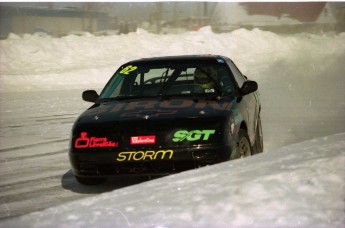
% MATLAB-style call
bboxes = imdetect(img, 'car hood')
[77,97,234,123]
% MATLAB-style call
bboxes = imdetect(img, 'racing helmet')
[194,66,217,89]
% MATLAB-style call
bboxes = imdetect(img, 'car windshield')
[99,62,235,100]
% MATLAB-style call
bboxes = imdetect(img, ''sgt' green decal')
[120,65,137,75]
[173,130,216,142]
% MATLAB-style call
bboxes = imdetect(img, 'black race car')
[69,55,263,185]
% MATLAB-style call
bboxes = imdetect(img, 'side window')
[217,65,235,94]
[227,60,246,88]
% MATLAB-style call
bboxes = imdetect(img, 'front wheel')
[237,129,252,159]
[75,176,106,185]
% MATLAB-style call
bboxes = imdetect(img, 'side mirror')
[240,80,258,96]
[82,90,99,102]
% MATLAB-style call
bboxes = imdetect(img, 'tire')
[237,129,252,159]
[253,115,264,154]
[75,176,106,185]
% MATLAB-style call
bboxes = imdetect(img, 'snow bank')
[2,27,344,150]
[2,133,344,227]
[1,28,344,92]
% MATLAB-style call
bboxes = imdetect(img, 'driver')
[194,66,218,90]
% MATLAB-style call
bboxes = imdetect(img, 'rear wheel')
[75,176,106,185]
[237,129,252,158]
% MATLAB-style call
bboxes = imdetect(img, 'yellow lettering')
[127,151,135,161]
[144,151,155,160]
[133,151,145,161]
[154,150,174,160]
[117,150,174,162]
[120,65,137,75]
[116,152,127,161]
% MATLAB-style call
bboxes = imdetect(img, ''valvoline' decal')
[130,136,156,145]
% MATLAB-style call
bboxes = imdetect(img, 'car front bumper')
[69,145,234,177]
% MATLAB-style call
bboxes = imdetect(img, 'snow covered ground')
[0,27,344,226]
[2,133,345,227]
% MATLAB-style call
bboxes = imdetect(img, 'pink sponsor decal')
[75,132,118,148]
[130,135,156,145]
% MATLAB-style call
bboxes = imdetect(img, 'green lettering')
[187,130,202,141]
[173,130,189,142]
[173,129,216,142]
[201,130,216,140]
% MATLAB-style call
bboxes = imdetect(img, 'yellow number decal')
[120,65,137,75]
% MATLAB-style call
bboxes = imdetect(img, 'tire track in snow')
[0,90,104,220]
[0,139,68,153]
[1,149,65,163]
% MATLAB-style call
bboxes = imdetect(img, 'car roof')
[126,55,229,65]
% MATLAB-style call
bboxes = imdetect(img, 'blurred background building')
[0,2,344,39]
